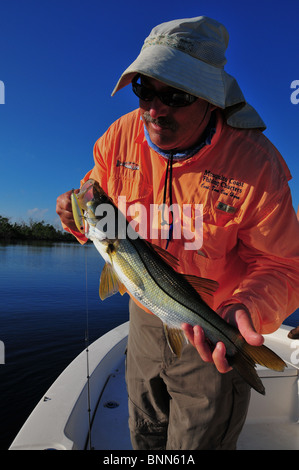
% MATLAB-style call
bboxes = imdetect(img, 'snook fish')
[71,179,286,395]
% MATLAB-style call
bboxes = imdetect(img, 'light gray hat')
[112,16,266,130]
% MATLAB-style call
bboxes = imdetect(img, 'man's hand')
[181,304,264,374]
[56,189,79,233]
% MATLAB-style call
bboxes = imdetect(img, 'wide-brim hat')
[112,16,266,130]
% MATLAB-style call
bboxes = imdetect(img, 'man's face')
[139,76,214,152]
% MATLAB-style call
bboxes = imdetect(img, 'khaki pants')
[126,299,251,450]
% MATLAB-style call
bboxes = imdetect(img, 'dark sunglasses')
[132,75,197,107]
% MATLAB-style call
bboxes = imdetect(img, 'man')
[56,17,299,449]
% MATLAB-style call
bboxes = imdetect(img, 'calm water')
[0,242,298,450]
[0,242,130,450]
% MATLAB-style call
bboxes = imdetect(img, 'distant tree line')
[0,215,76,242]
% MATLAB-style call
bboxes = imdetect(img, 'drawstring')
[161,152,174,249]
[143,112,217,250]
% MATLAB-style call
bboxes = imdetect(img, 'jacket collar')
[138,112,216,160]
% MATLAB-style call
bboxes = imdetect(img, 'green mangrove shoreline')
[0,215,75,242]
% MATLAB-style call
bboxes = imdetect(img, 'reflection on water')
[0,242,130,449]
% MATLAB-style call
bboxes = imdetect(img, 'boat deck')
[9,323,299,450]
[89,360,132,450]
[90,354,299,450]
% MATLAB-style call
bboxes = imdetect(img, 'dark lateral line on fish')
[130,239,264,372]
[130,239,237,347]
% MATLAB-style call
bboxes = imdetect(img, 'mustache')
[143,112,177,131]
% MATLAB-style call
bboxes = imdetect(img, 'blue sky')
[0,0,298,227]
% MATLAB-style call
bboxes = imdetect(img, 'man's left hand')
[181,305,264,374]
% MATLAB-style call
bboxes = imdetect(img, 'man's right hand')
[56,189,79,232]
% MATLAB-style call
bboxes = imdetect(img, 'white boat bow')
[9,322,299,450]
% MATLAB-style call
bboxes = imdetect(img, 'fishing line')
[84,246,93,450]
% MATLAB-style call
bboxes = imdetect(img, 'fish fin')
[99,262,126,300]
[118,282,127,296]
[242,342,286,372]
[163,324,188,358]
[182,274,219,303]
[145,241,180,270]
[109,249,145,291]
[228,343,286,395]
[227,352,266,395]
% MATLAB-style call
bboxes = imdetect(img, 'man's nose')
[148,96,169,119]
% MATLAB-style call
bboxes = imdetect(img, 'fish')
[71,178,286,395]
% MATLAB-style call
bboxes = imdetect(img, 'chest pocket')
[201,204,239,260]
[107,164,153,239]
[107,164,153,205]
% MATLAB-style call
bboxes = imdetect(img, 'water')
[1,242,298,450]
[0,242,130,450]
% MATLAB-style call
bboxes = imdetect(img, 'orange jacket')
[66,108,299,334]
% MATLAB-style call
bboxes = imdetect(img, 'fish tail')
[242,342,286,372]
[228,351,266,395]
[228,343,287,395]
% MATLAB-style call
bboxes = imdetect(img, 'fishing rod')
[84,246,93,450]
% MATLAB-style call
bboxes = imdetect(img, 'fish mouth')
[71,179,112,234]
[76,180,112,216]
[79,179,106,204]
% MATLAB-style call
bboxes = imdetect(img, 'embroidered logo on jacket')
[116,160,139,171]
[201,169,245,200]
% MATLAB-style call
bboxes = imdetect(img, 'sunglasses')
[132,75,197,107]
